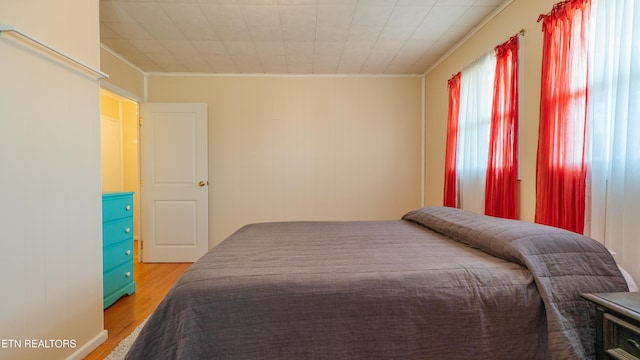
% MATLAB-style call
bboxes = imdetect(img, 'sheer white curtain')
[457,53,496,214]
[586,0,640,285]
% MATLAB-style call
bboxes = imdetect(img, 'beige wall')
[424,0,556,222]
[100,47,145,101]
[0,1,105,359]
[147,75,424,248]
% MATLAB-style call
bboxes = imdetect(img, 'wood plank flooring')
[85,242,192,359]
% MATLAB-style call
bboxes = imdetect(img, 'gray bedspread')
[126,207,627,360]
[402,207,629,359]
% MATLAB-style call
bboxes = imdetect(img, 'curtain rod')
[0,24,109,80]
[446,29,524,86]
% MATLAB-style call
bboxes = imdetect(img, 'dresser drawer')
[104,241,134,272]
[104,262,134,297]
[103,218,133,247]
[605,313,640,359]
[102,192,136,309]
[102,194,134,222]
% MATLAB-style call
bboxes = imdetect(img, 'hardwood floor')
[85,241,192,359]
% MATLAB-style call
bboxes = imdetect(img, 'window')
[536,0,640,283]
[585,0,640,281]
[444,35,520,218]
[535,0,590,233]
[456,53,496,214]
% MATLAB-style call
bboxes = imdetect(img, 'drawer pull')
[125,205,131,211]
[125,272,131,278]
[126,250,131,256]
[627,339,640,350]
[124,227,131,233]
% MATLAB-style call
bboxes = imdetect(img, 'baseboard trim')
[66,330,108,360]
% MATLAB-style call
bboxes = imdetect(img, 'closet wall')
[100,89,140,240]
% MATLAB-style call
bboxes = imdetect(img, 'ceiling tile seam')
[126,3,181,73]
[311,2,319,73]
[171,3,220,73]
[119,30,166,73]
[360,0,399,74]
[311,2,342,73]
[334,0,365,74]
[424,0,514,75]
[275,4,288,73]
[381,2,435,74]
[200,3,237,73]
[237,3,292,73]
[107,3,157,71]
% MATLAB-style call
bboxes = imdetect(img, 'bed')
[125,206,630,359]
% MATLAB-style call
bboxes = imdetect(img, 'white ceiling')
[100,0,509,75]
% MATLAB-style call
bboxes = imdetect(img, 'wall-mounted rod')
[0,24,109,80]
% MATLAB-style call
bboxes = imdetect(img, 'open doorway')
[100,88,140,245]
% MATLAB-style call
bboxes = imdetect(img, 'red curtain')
[444,72,461,207]
[485,36,520,219]
[535,0,590,233]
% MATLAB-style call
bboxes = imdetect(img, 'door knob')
[198,180,208,187]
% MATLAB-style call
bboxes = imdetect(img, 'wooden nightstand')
[583,292,640,360]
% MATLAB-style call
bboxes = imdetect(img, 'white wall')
[0,1,106,359]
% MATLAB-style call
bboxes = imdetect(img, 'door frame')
[99,86,142,246]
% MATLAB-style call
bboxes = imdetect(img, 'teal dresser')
[102,192,136,309]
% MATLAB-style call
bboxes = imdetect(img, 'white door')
[140,103,208,262]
